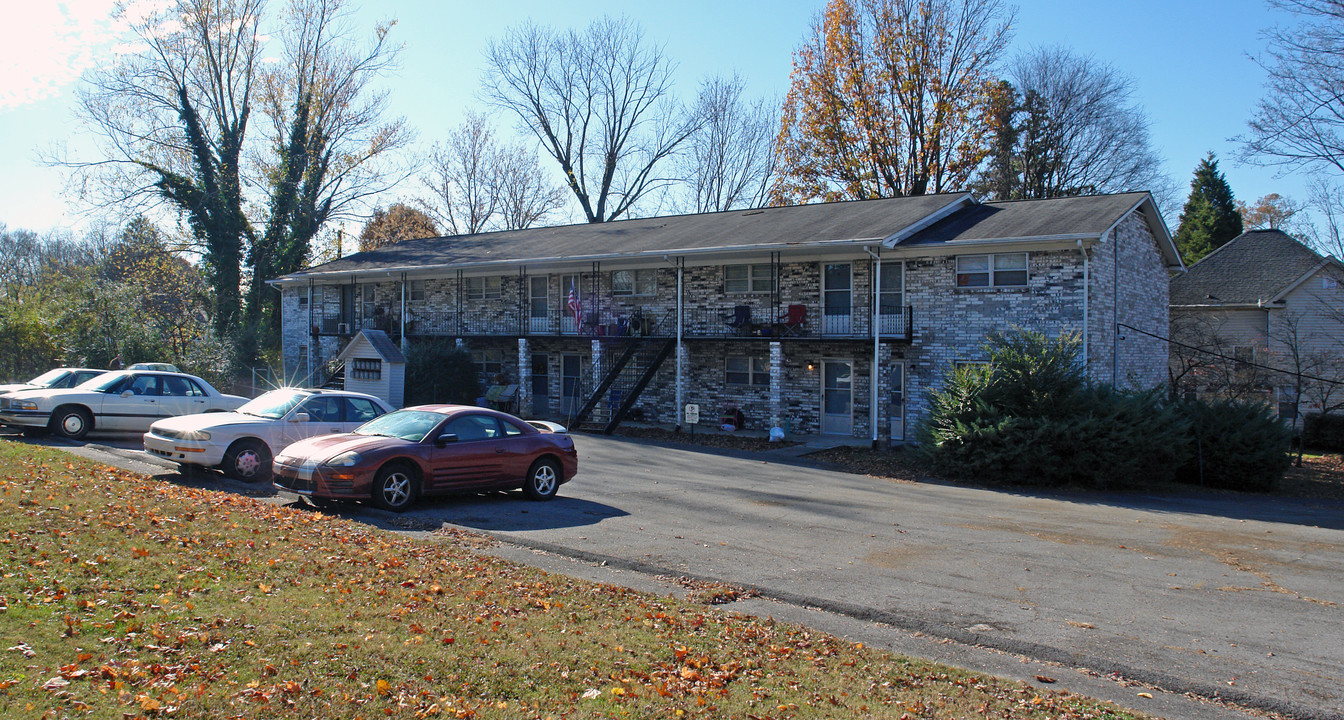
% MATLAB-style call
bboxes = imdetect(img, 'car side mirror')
[290,413,310,423]
[435,432,459,446]
[121,389,134,398]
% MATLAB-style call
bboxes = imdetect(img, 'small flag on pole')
[567,279,582,330]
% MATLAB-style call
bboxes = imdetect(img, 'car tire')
[50,406,92,440]
[372,463,418,512]
[223,440,272,483]
[524,458,560,501]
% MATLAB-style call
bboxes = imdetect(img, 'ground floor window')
[726,356,769,386]
[473,348,505,380]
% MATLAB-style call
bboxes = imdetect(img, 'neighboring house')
[1169,229,1344,420]
[270,191,1180,442]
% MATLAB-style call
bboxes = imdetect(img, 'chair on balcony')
[723,305,754,335]
[777,304,807,336]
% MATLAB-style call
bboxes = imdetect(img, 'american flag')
[567,279,582,328]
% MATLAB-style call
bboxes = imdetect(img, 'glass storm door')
[888,363,905,442]
[561,353,586,415]
[822,263,852,335]
[878,262,905,337]
[821,360,853,436]
[531,353,550,417]
[529,276,549,333]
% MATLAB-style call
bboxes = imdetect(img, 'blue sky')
[0,0,1303,234]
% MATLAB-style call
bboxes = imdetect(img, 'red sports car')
[271,404,578,511]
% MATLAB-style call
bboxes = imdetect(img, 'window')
[724,264,774,293]
[956,253,1028,288]
[299,395,342,422]
[465,276,502,300]
[312,287,324,307]
[442,415,502,442]
[128,375,160,396]
[297,292,308,309]
[878,262,904,314]
[409,279,426,302]
[472,348,504,379]
[344,397,383,423]
[352,358,382,381]
[161,377,204,397]
[611,269,656,296]
[726,356,770,387]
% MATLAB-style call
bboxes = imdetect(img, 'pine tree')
[1174,152,1243,264]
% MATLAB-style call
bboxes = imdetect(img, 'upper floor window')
[724,264,775,294]
[956,253,1028,288]
[409,279,426,302]
[359,283,377,318]
[726,356,770,387]
[465,276,502,300]
[612,269,656,296]
[312,286,324,308]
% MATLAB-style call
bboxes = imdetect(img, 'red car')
[271,404,577,511]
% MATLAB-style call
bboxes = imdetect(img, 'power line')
[1117,321,1344,388]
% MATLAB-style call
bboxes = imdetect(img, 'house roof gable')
[336,330,406,365]
[1170,229,1328,306]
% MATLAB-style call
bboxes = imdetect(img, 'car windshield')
[237,389,309,419]
[354,410,445,442]
[28,369,68,387]
[84,372,132,393]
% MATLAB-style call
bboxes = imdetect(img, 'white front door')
[529,276,549,333]
[822,263,852,335]
[888,363,905,442]
[821,359,853,436]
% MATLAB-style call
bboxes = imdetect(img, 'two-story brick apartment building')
[270,191,1181,443]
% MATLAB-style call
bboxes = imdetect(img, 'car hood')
[279,433,405,460]
[2,387,96,404]
[151,412,267,433]
[0,383,39,395]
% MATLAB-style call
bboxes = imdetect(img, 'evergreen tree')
[1174,153,1243,264]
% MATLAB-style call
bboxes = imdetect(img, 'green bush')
[404,339,479,407]
[1175,397,1292,491]
[1301,413,1344,452]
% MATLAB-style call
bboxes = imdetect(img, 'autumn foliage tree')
[358,203,440,252]
[771,0,1014,204]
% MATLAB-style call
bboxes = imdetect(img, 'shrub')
[1301,413,1344,452]
[404,339,479,406]
[1175,397,1292,491]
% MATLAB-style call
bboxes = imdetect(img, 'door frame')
[819,357,853,436]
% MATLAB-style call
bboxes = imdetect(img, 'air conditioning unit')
[336,322,351,334]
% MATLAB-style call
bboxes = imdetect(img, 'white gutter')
[864,246,881,447]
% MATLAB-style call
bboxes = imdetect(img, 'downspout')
[1077,239,1089,373]
[399,273,407,354]
[865,247,881,448]
[307,280,313,383]
[1112,228,1119,385]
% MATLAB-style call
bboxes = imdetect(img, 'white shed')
[335,330,406,408]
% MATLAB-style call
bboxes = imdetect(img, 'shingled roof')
[1170,230,1329,306]
[272,191,1176,285]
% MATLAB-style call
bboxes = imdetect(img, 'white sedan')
[0,367,107,396]
[144,388,392,482]
[0,370,247,439]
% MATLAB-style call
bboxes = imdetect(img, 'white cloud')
[0,0,123,110]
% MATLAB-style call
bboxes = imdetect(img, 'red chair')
[777,304,807,336]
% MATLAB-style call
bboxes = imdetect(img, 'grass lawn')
[0,441,1147,720]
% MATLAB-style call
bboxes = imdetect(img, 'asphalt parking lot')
[16,428,1344,720]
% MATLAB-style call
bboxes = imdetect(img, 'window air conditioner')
[337,322,351,334]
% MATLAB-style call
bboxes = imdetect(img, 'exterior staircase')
[570,337,675,435]
[319,360,345,390]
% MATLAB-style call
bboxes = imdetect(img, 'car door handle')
[495,448,506,453]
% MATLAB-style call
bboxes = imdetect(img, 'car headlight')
[12,400,39,411]
[324,451,362,468]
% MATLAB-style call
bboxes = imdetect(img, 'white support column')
[591,338,603,394]
[517,338,530,416]
[399,273,407,354]
[769,341,783,430]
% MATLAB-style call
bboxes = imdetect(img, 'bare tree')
[57,0,407,338]
[420,112,566,235]
[481,16,700,223]
[1241,0,1344,177]
[977,46,1173,208]
[1304,178,1344,258]
[676,74,777,213]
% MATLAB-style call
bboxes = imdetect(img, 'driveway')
[22,429,1344,720]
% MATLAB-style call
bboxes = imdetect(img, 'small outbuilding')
[335,329,406,408]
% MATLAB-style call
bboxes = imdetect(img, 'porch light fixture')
[806,362,815,371]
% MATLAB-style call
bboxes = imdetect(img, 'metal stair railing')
[602,338,675,435]
[571,337,645,428]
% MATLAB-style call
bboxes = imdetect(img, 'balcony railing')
[310,303,913,341]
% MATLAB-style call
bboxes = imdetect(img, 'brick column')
[591,338,603,392]
[770,341,783,429]
[517,338,530,416]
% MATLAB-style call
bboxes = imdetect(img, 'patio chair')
[777,304,807,336]
[723,305,754,335]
